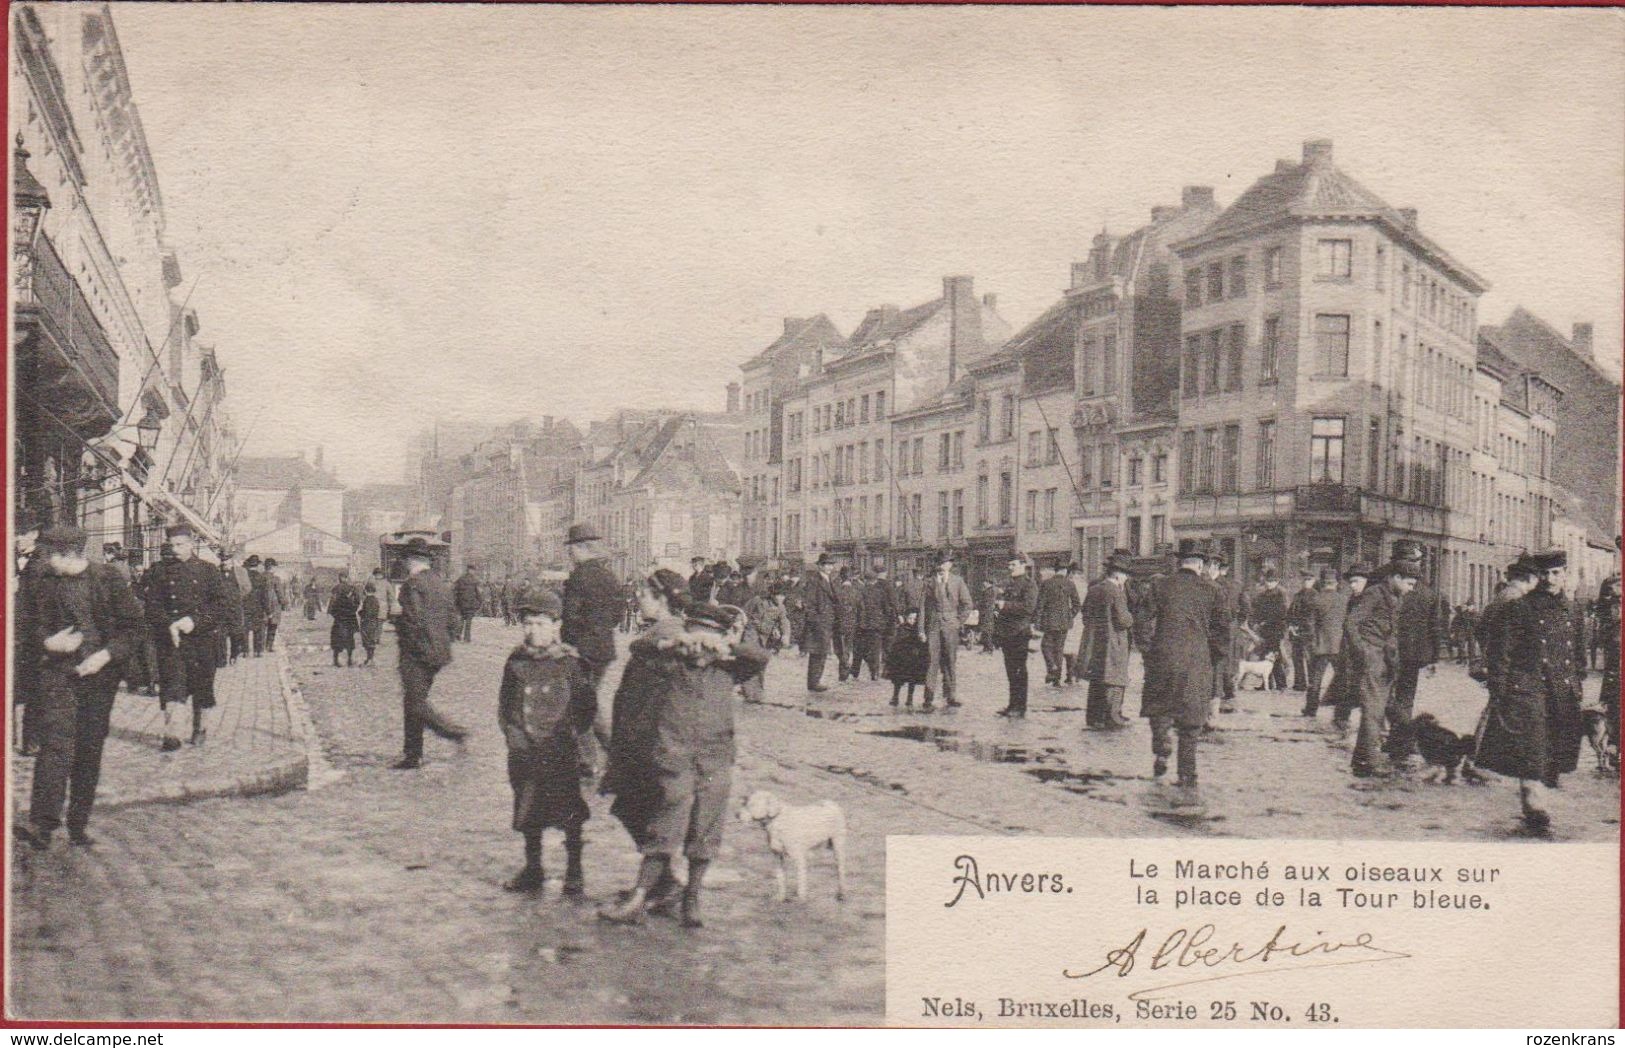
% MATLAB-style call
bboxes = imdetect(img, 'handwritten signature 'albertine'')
[1064,924,1413,1001]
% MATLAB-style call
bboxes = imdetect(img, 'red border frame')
[0,0,1619,1031]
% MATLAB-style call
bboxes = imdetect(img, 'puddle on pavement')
[863,725,1067,766]
[818,764,909,794]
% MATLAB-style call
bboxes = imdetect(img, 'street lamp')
[12,133,52,276]
[135,406,163,453]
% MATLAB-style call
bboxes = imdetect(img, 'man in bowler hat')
[393,537,468,769]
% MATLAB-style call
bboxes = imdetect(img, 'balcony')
[1292,483,1361,515]
[14,233,119,437]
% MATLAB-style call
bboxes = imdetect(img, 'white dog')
[737,790,848,902]
[1236,652,1278,691]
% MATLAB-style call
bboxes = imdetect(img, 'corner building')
[1170,139,1490,586]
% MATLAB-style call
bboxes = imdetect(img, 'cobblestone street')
[7,615,1619,1023]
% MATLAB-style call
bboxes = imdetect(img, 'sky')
[111,4,1625,487]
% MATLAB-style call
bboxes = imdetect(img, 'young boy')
[885,608,928,708]
[498,591,595,896]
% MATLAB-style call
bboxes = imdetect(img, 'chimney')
[1181,185,1215,209]
[982,293,998,311]
[1398,208,1418,227]
[1572,322,1594,356]
[943,275,982,384]
[1151,205,1179,223]
[726,382,740,414]
[783,317,802,335]
[1302,139,1334,165]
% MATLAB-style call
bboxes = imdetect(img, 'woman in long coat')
[328,578,362,667]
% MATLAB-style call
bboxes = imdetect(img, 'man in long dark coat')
[1035,563,1080,687]
[801,554,838,692]
[854,571,891,682]
[870,565,898,675]
[1079,553,1135,728]
[1286,572,1318,691]
[1346,559,1418,776]
[1249,568,1289,690]
[393,538,468,769]
[453,564,484,643]
[835,568,862,683]
[1476,550,1588,832]
[1327,565,1372,727]
[1206,555,1248,713]
[1462,557,1538,781]
[13,525,145,850]
[144,525,232,749]
[1140,550,1229,790]
[561,524,623,755]
[1386,540,1451,769]
[1301,567,1350,716]
[991,556,1038,718]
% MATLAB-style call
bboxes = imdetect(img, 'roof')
[740,315,847,371]
[1003,300,1077,396]
[840,298,943,358]
[1178,142,1487,293]
[1484,307,1618,389]
[624,415,741,494]
[235,456,342,491]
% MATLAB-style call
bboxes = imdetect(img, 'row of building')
[11,5,238,561]
[407,138,1619,605]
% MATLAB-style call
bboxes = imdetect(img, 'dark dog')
[1413,713,1475,784]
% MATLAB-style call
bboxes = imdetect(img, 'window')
[858,495,868,534]
[1199,428,1218,492]
[1079,337,1096,395]
[1046,428,1059,464]
[952,431,964,469]
[977,397,991,442]
[952,489,964,537]
[1102,333,1117,393]
[1128,455,1142,487]
[1100,443,1116,488]
[1179,430,1196,493]
[1185,269,1203,307]
[1256,419,1276,489]
[898,442,910,477]
[912,437,923,475]
[1261,316,1280,382]
[977,474,988,526]
[999,472,1012,525]
[1317,239,1352,279]
[1265,246,1283,287]
[847,398,856,426]
[1367,418,1381,489]
[1314,314,1350,377]
[875,391,886,419]
[1207,263,1224,301]
[835,401,844,428]
[860,395,870,423]
[1152,453,1167,484]
[1375,243,1386,291]
[1205,329,1222,393]
[1151,514,1166,548]
[1043,489,1056,531]
[1000,394,1015,439]
[1025,490,1038,530]
[939,433,951,472]
[1182,336,1200,397]
[910,494,922,538]
[1310,417,1346,483]
[1229,256,1247,298]
[1225,324,1244,392]
[1222,424,1240,493]
[1027,430,1043,464]
[938,492,950,539]
[1078,438,1093,489]
[859,441,870,483]
[1127,516,1143,556]
[874,495,884,534]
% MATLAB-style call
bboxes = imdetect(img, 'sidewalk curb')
[279,655,344,791]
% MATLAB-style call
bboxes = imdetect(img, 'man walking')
[835,567,862,683]
[244,555,272,657]
[262,558,287,652]
[453,563,484,643]
[1034,562,1079,687]
[1476,551,1588,831]
[854,570,891,681]
[871,564,897,676]
[392,538,468,769]
[13,525,145,850]
[1140,550,1228,794]
[918,550,973,710]
[991,556,1038,718]
[142,526,232,750]
[1206,555,1247,714]
[1301,568,1349,716]
[1386,540,1450,771]
[1347,557,1419,777]
[1287,572,1318,691]
[1079,553,1135,728]
[801,553,838,692]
